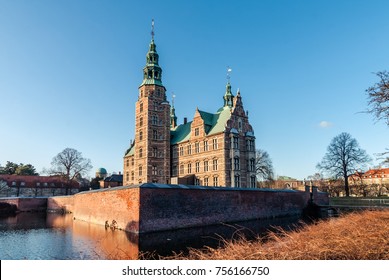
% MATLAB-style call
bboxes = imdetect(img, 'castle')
[123,28,256,188]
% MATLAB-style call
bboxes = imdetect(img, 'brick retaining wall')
[0,197,47,212]
[47,196,75,213]
[72,184,314,233]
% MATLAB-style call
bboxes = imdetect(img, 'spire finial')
[172,92,176,107]
[151,19,155,40]
[226,66,232,83]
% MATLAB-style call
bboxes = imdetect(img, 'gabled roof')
[170,121,192,145]
[170,106,232,145]
[124,143,135,157]
[104,174,123,182]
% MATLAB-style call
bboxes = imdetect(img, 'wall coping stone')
[77,183,304,194]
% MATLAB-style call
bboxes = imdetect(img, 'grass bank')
[167,210,389,260]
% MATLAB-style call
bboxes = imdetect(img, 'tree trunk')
[344,175,350,197]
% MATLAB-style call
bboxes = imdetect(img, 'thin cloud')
[319,121,333,128]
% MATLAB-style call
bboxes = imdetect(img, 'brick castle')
[123,29,256,188]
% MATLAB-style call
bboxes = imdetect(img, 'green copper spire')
[170,94,177,128]
[140,20,163,87]
[223,81,234,108]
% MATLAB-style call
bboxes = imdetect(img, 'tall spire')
[151,19,155,41]
[140,19,163,87]
[170,93,177,128]
[223,67,234,108]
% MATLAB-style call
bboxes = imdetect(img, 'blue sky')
[1,0,389,180]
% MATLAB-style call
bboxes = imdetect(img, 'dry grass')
[166,210,389,260]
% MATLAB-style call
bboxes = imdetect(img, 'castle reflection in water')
[0,212,304,260]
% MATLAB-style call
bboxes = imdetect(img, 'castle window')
[139,166,143,176]
[234,158,240,170]
[126,159,129,167]
[250,176,256,188]
[180,165,184,175]
[139,117,143,126]
[153,147,158,157]
[187,163,192,173]
[195,127,199,136]
[187,144,192,155]
[213,159,218,171]
[213,176,218,187]
[250,158,256,172]
[139,131,143,141]
[233,136,239,149]
[131,172,134,181]
[238,119,242,131]
[213,138,218,150]
[204,161,209,172]
[131,158,134,166]
[152,166,158,175]
[195,142,200,153]
[247,139,255,151]
[179,146,184,156]
[139,148,143,158]
[195,177,200,186]
[204,177,209,186]
[204,140,208,151]
[126,172,129,182]
[195,162,200,173]
[152,115,158,125]
[153,130,158,140]
[140,103,143,113]
[234,175,240,188]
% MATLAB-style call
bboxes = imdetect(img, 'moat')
[0,212,306,260]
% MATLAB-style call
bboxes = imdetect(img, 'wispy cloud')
[319,121,333,128]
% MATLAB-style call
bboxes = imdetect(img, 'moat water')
[0,212,307,260]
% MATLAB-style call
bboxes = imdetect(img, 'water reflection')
[0,212,306,260]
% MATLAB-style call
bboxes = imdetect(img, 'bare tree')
[50,148,92,180]
[317,132,371,196]
[366,70,389,125]
[256,149,274,183]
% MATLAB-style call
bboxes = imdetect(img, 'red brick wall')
[73,186,140,233]
[0,197,47,211]
[70,184,314,233]
[47,196,74,213]
[139,186,311,233]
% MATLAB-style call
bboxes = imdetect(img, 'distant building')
[95,167,108,179]
[123,27,256,188]
[99,173,123,189]
[350,168,389,185]
[0,174,80,197]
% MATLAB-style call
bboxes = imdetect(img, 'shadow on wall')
[0,202,17,216]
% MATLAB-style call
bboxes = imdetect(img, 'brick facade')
[123,36,256,188]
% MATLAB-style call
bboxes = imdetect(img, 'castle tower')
[133,21,171,184]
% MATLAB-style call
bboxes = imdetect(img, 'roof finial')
[151,19,155,40]
[172,92,176,107]
[226,66,232,83]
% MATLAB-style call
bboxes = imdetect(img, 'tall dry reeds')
[168,210,389,260]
